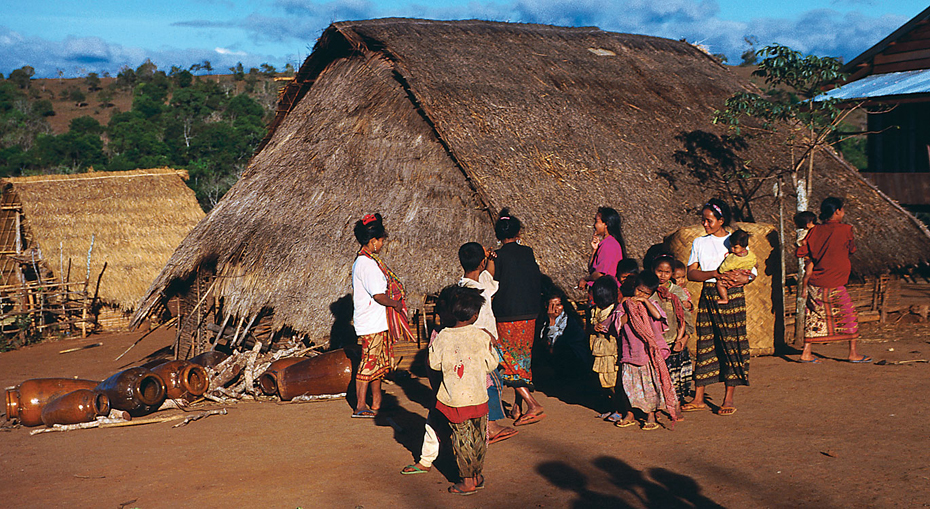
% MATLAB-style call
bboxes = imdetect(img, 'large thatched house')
[1,168,204,331]
[131,19,930,351]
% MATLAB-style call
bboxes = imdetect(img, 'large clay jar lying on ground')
[40,389,110,426]
[188,351,228,369]
[149,361,209,400]
[96,367,166,417]
[5,378,102,427]
[258,357,306,396]
[275,349,352,401]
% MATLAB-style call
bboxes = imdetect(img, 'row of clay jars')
[40,389,110,426]
[266,349,353,401]
[5,378,102,427]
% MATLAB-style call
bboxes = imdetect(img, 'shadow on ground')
[538,455,724,508]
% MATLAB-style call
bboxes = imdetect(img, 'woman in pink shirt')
[579,207,625,290]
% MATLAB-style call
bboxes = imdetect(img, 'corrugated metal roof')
[818,69,930,101]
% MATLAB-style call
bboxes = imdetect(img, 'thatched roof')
[2,168,205,311]
[131,19,930,339]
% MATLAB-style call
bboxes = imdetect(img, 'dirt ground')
[2,323,929,509]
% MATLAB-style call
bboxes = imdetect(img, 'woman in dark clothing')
[536,288,590,378]
[493,208,545,426]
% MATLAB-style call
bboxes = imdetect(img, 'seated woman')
[534,288,590,381]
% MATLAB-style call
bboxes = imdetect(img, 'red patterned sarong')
[804,285,859,343]
[496,319,536,389]
[356,331,392,382]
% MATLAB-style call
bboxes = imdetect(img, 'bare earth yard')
[1,323,928,508]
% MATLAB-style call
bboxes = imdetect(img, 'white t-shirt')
[352,256,388,335]
[687,233,757,283]
[459,270,499,340]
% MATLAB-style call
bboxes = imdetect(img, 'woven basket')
[666,222,784,356]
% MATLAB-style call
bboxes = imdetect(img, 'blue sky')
[2,0,927,78]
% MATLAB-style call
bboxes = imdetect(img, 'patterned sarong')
[693,283,750,388]
[496,319,536,389]
[621,363,665,413]
[625,300,680,424]
[804,285,859,343]
[450,415,488,479]
[356,331,392,382]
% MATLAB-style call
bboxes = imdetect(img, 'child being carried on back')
[715,229,757,305]
[429,285,499,496]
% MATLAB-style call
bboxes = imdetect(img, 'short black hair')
[671,259,686,272]
[458,242,485,272]
[592,275,619,309]
[451,286,484,323]
[616,258,640,276]
[703,198,732,227]
[495,208,522,241]
[820,196,844,221]
[794,211,817,229]
[354,213,386,245]
[729,229,750,248]
[651,254,676,271]
[435,285,459,329]
[635,271,661,293]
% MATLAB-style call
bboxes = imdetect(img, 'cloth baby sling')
[624,299,681,427]
[358,247,416,345]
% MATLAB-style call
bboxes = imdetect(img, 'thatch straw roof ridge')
[134,19,930,340]
[4,168,204,311]
[5,168,190,184]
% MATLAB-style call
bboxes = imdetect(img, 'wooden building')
[0,169,204,336]
[823,6,930,208]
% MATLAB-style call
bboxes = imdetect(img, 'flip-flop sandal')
[642,422,661,431]
[514,411,546,426]
[401,464,430,475]
[476,476,486,490]
[604,412,624,423]
[615,419,637,428]
[848,355,872,363]
[351,409,376,418]
[718,406,737,416]
[798,358,821,364]
[681,403,707,412]
[488,427,518,444]
[448,484,478,496]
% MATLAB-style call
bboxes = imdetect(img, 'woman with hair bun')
[492,208,545,426]
[350,213,414,418]
[797,197,869,363]
[684,199,755,416]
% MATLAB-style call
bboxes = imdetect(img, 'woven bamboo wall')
[667,222,784,356]
[96,306,132,331]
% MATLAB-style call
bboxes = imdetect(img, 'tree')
[85,72,101,91]
[231,62,245,81]
[739,36,758,67]
[69,88,87,105]
[136,59,158,82]
[116,66,137,90]
[260,63,277,77]
[283,63,296,77]
[713,44,860,346]
[97,87,114,108]
[9,66,35,89]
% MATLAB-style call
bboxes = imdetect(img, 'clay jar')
[96,367,166,417]
[5,378,102,427]
[40,389,110,426]
[188,351,228,369]
[149,360,209,400]
[275,349,352,401]
[258,357,306,396]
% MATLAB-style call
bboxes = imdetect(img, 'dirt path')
[1,325,928,508]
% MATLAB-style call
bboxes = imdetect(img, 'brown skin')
[610,285,663,427]
[686,209,752,412]
[355,236,404,416]
[654,260,687,352]
[715,243,752,305]
[499,236,544,422]
[798,207,867,363]
[462,249,512,441]
[579,213,609,289]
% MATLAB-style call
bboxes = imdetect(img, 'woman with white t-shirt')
[683,199,754,416]
[351,213,412,418]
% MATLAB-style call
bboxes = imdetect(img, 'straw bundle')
[667,222,783,356]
